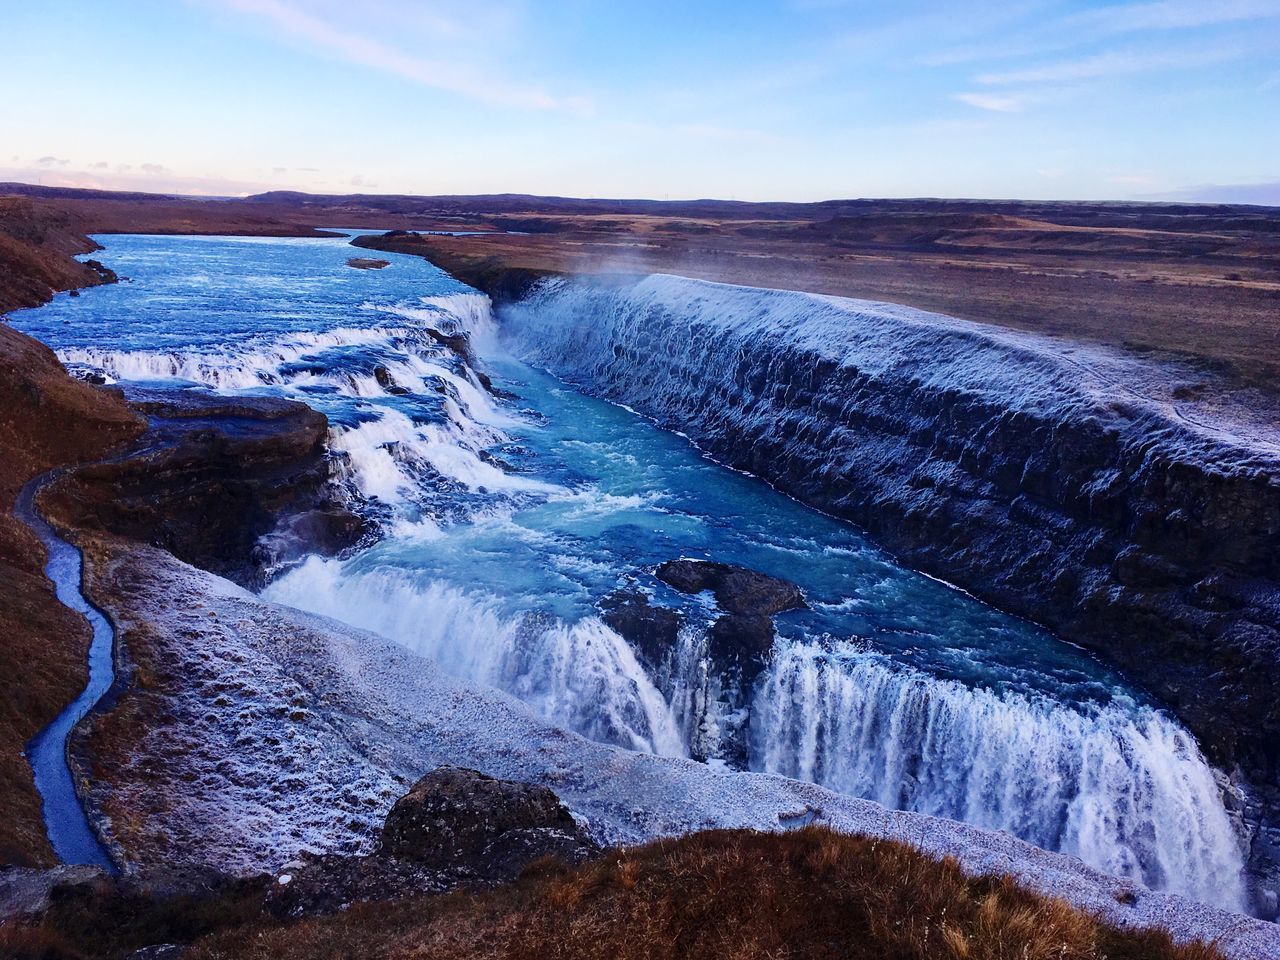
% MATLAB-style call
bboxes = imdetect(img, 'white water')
[266,556,686,757]
[754,642,1246,909]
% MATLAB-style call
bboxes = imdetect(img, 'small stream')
[16,475,118,872]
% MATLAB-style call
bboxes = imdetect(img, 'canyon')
[1,188,1278,956]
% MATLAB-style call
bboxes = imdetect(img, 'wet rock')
[425,327,476,365]
[651,560,806,687]
[83,258,119,284]
[707,614,776,682]
[41,386,353,587]
[372,365,409,395]
[380,767,597,875]
[346,257,390,270]
[599,590,683,667]
[655,559,806,616]
[253,504,369,577]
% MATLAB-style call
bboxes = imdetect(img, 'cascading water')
[8,233,1250,913]
[754,641,1245,910]
[265,557,685,757]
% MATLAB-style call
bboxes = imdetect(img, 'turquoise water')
[9,233,1247,906]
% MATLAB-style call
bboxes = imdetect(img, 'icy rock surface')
[75,540,1280,958]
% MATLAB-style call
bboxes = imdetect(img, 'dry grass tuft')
[174,827,1223,960]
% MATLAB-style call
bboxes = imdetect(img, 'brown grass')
[376,226,1280,392]
[174,829,1222,960]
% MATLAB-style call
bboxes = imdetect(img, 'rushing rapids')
[8,234,1252,912]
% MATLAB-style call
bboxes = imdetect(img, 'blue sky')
[2,0,1278,202]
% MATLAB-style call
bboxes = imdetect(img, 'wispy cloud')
[0,161,283,197]
[1146,179,1280,205]
[214,0,584,112]
[952,91,1026,112]
[976,47,1235,85]
[678,124,785,144]
[1060,0,1280,36]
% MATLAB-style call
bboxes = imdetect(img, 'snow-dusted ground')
[75,538,1280,959]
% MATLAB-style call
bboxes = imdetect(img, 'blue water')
[8,232,1248,907]
[15,477,117,871]
[9,233,1131,703]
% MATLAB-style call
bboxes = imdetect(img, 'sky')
[2,0,1278,203]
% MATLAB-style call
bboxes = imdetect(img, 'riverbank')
[0,314,359,865]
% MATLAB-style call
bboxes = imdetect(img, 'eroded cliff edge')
[385,262,1280,893]
[502,277,1280,766]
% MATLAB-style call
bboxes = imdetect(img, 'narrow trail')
[15,471,118,872]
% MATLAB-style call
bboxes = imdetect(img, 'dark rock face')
[379,767,597,874]
[656,559,806,684]
[42,387,366,587]
[655,559,806,617]
[599,590,683,668]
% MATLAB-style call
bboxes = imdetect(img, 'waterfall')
[56,293,545,514]
[265,556,687,758]
[55,255,1253,915]
[497,273,1254,913]
[752,641,1247,911]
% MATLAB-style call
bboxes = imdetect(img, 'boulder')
[379,767,597,876]
[599,589,683,667]
[268,768,599,918]
[655,559,806,617]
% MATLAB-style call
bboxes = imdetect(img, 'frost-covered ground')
[74,537,1280,959]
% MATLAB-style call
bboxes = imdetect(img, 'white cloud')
[214,0,582,112]
[952,92,1026,112]
[976,47,1233,85]
[1061,0,1280,35]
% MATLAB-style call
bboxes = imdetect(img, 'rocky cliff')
[493,273,1280,894]
[43,387,365,589]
